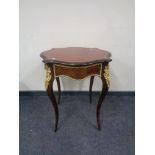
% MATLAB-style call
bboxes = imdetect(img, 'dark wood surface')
[89,76,94,104]
[56,77,61,104]
[41,47,112,132]
[40,47,111,65]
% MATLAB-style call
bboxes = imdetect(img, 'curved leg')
[89,76,94,104]
[45,66,59,132]
[56,77,61,104]
[96,65,110,130]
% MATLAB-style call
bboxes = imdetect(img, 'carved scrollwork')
[45,65,52,90]
[103,65,110,88]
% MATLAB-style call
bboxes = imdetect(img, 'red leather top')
[40,47,111,65]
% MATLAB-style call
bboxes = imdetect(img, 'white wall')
[19,0,135,91]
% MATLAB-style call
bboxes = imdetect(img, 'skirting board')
[19,91,135,96]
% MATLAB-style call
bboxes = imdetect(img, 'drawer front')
[54,63,102,80]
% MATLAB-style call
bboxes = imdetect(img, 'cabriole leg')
[56,77,61,104]
[89,76,94,104]
[45,65,59,132]
[96,64,110,130]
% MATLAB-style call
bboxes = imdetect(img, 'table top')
[40,47,112,65]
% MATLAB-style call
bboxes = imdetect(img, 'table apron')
[53,63,102,80]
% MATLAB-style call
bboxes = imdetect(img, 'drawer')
[54,63,102,80]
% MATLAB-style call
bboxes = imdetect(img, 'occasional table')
[40,47,112,132]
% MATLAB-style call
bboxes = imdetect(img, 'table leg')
[96,65,110,130]
[56,77,61,104]
[89,76,94,104]
[45,66,59,132]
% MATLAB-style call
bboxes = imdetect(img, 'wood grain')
[54,64,102,80]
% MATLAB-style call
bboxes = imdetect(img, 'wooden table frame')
[44,62,110,132]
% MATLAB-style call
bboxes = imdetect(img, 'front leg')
[96,64,110,130]
[45,64,59,132]
[56,77,61,104]
[89,76,94,104]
